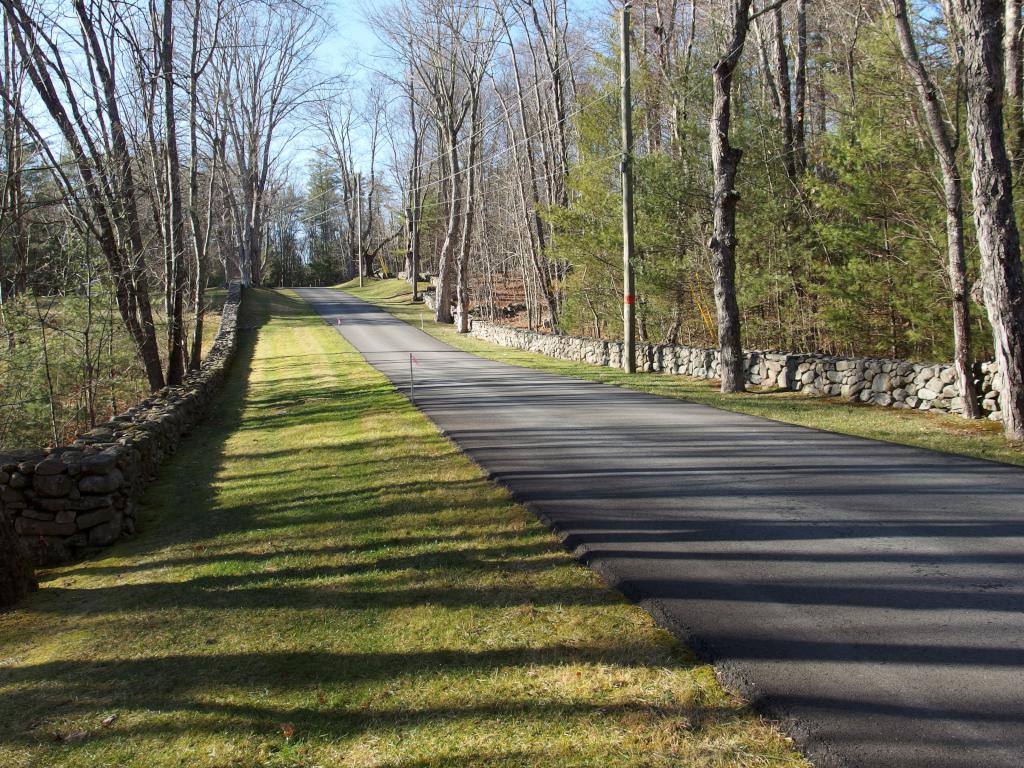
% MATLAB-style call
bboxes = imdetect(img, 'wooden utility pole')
[411,201,419,301]
[408,67,420,302]
[356,172,364,288]
[621,1,636,373]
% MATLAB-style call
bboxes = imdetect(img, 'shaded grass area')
[0,288,805,768]
[342,278,1024,467]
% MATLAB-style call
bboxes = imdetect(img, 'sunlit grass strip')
[343,277,1024,467]
[0,287,805,768]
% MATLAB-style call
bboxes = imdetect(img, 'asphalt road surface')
[297,286,1024,768]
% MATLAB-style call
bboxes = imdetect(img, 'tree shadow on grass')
[0,643,738,750]
[2,289,769,766]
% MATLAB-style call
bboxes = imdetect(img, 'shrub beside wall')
[469,321,1003,421]
[0,282,243,565]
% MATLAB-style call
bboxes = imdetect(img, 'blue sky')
[293,0,612,178]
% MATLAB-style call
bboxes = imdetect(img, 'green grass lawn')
[0,288,805,768]
[341,278,1024,467]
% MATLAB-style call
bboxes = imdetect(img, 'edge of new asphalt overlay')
[448,433,833,767]
[307,290,850,768]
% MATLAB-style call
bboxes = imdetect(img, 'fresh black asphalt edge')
[361,350,838,768]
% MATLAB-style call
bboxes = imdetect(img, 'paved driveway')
[297,287,1024,768]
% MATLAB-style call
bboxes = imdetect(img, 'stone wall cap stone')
[80,450,120,474]
[34,457,66,476]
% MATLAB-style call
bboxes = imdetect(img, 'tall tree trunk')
[186,1,220,371]
[794,0,808,175]
[1005,0,1023,165]
[435,129,459,325]
[406,84,422,298]
[771,7,797,181]
[247,189,263,288]
[73,0,166,391]
[161,0,187,385]
[955,0,1024,439]
[890,0,981,418]
[708,0,753,393]
[456,90,481,335]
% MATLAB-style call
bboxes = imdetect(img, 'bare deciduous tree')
[953,0,1024,439]
[214,0,326,287]
[1,0,166,389]
[887,0,981,418]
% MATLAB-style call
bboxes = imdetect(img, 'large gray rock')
[33,473,73,498]
[14,517,76,537]
[841,382,865,399]
[0,486,24,504]
[33,457,65,476]
[80,450,120,475]
[20,509,55,522]
[87,511,123,546]
[78,468,124,494]
[69,494,114,511]
[76,507,116,529]
[35,497,70,512]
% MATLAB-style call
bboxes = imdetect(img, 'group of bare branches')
[359,0,574,331]
[337,0,1024,441]
[3,0,1024,443]
[0,0,326,399]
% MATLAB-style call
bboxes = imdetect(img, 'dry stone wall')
[470,321,1004,421]
[0,282,243,565]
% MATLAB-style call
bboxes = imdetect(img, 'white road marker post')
[409,353,415,402]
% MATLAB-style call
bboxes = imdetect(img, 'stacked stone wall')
[0,282,243,564]
[470,321,1003,421]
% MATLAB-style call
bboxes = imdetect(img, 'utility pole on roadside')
[410,202,419,301]
[408,66,420,303]
[356,172,364,288]
[620,0,636,373]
